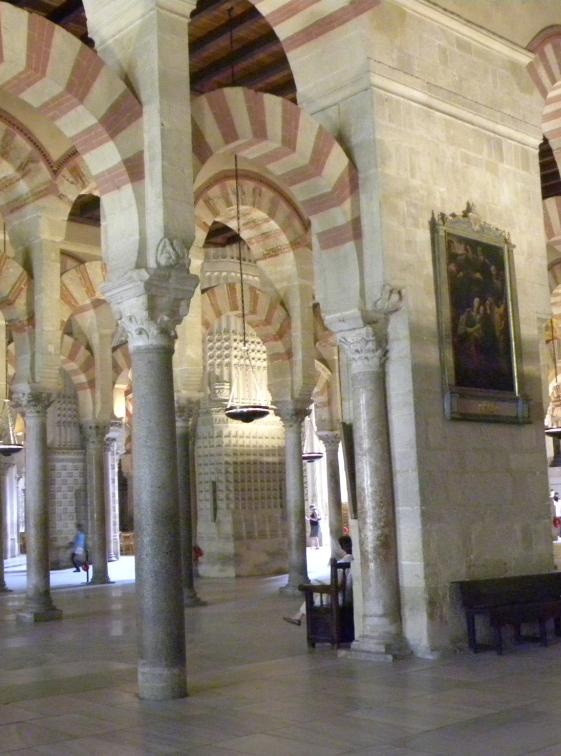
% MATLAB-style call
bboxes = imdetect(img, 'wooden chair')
[298,558,354,648]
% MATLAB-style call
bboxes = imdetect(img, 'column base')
[108,553,118,562]
[279,583,303,597]
[138,663,187,701]
[17,606,63,623]
[184,588,206,607]
[88,577,114,586]
[340,633,410,662]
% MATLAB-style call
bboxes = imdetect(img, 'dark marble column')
[82,421,112,585]
[175,398,205,606]
[0,458,12,592]
[317,430,344,558]
[12,389,61,622]
[275,400,310,594]
[338,325,407,660]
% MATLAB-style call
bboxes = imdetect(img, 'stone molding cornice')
[369,63,541,149]
[11,388,55,416]
[337,326,388,374]
[101,263,198,350]
[275,400,311,428]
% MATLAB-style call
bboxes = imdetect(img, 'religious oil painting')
[431,204,529,423]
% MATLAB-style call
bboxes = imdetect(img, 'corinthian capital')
[175,396,199,427]
[337,326,387,373]
[11,386,55,416]
[81,421,109,446]
[317,430,340,453]
[101,266,199,350]
[275,400,311,428]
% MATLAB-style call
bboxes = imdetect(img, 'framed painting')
[431,203,530,423]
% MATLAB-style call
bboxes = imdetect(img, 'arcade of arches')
[0,0,561,702]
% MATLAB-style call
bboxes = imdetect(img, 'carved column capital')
[275,400,311,428]
[175,397,199,428]
[11,387,55,417]
[337,325,388,374]
[81,421,109,447]
[317,430,340,453]
[101,265,199,350]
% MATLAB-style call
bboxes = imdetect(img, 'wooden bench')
[453,573,561,655]
[298,558,354,649]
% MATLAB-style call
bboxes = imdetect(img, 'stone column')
[12,389,61,622]
[276,401,310,594]
[0,459,11,592]
[102,260,198,701]
[175,399,204,606]
[82,421,112,584]
[338,325,407,660]
[104,436,118,561]
[317,431,344,558]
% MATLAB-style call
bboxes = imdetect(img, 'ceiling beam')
[189,5,262,57]
[46,0,84,24]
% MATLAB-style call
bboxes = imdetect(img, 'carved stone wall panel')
[195,407,286,577]
[47,450,86,569]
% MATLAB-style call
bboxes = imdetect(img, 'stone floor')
[2,551,561,755]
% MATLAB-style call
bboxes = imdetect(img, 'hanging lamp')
[223,7,269,424]
[223,157,270,424]
[546,317,561,438]
[302,414,323,463]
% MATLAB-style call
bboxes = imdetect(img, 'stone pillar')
[175,398,204,606]
[12,390,61,622]
[317,431,344,558]
[104,436,118,561]
[0,459,11,592]
[102,260,198,701]
[82,421,112,584]
[338,325,407,660]
[276,401,310,594]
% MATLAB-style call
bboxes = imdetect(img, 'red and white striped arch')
[0,3,143,270]
[253,0,379,58]
[112,343,131,389]
[0,252,29,321]
[202,282,291,365]
[192,88,361,311]
[60,334,95,393]
[195,169,309,254]
[192,88,359,256]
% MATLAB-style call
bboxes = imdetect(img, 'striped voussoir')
[0,254,29,319]
[195,169,309,253]
[61,334,95,395]
[112,344,131,388]
[191,88,361,258]
[255,0,379,55]
[0,5,143,197]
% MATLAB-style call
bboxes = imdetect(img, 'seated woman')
[283,534,353,626]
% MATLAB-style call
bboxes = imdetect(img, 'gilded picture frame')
[431,203,529,423]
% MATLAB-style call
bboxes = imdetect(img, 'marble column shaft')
[83,421,112,584]
[176,400,204,606]
[14,392,61,622]
[0,460,10,592]
[318,431,344,558]
[104,437,118,561]
[276,401,309,593]
[131,342,187,699]
[338,326,406,658]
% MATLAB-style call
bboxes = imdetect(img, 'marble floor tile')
[6,556,561,756]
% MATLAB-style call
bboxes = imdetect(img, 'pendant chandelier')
[546,317,561,438]
[0,399,23,456]
[302,414,323,463]
[223,154,270,424]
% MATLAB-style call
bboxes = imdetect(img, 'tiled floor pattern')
[2,555,561,754]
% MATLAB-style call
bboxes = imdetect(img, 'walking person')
[70,523,86,572]
[306,506,321,549]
